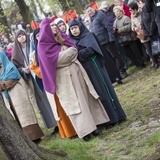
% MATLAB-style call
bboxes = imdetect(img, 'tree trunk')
[0,5,11,41]
[15,0,34,25]
[0,142,9,160]
[0,98,67,160]
[36,0,48,17]
[73,0,83,14]
[30,0,39,19]
[58,0,70,12]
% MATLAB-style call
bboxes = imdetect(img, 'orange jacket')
[30,61,42,78]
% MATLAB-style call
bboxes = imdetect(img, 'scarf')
[38,18,76,94]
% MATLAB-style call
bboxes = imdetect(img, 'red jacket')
[122,4,131,18]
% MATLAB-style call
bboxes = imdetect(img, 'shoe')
[150,61,155,68]
[154,63,159,70]
[116,78,123,85]
[83,134,91,141]
[92,129,102,136]
[33,138,41,145]
[137,63,145,69]
[120,72,129,79]
[137,66,144,70]
[50,126,59,136]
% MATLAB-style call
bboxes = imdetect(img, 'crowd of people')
[0,0,160,143]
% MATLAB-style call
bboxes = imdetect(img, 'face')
[139,1,145,8]
[50,21,58,34]
[85,20,90,26]
[114,9,123,18]
[129,8,138,16]
[17,34,26,44]
[70,25,80,37]
[36,33,39,40]
[58,22,66,33]
[104,6,110,11]
[114,1,122,6]
[86,7,95,18]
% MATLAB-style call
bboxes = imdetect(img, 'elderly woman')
[113,5,145,69]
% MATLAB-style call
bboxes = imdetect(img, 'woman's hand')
[25,66,30,74]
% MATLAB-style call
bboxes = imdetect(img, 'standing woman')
[113,6,145,69]
[30,28,58,134]
[54,18,68,34]
[11,29,57,134]
[68,19,126,125]
[0,50,44,141]
[38,18,109,141]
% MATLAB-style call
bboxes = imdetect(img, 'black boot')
[83,134,91,141]
[154,63,159,70]
[120,71,129,79]
[33,138,41,145]
[50,126,59,136]
[92,129,102,136]
[116,78,123,85]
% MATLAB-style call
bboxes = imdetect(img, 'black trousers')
[122,41,144,67]
[102,42,126,73]
[143,41,159,63]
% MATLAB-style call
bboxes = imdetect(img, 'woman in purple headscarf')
[38,18,110,141]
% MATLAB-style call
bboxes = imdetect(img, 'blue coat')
[90,11,116,45]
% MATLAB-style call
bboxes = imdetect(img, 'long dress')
[30,50,76,138]
[68,19,126,125]
[8,78,44,140]
[0,51,43,140]
[12,30,57,129]
[46,92,77,138]
[54,46,109,138]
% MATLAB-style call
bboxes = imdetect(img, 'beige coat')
[7,77,44,140]
[8,78,38,127]
[50,46,110,138]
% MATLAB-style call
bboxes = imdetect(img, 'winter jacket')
[145,0,160,35]
[90,11,116,45]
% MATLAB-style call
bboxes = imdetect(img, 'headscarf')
[0,51,21,81]
[38,18,76,94]
[54,18,65,26]
[54,18,69,34]
[32,28,40,65]
[12,29,30,70]
[68,19,103,56]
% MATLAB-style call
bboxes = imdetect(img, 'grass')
[38,61,160,160]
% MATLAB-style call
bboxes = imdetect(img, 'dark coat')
[100,4,116,25]
[141,9,152,37]
[145,0,160,35]
[89,11,116,45]
[68,19,126,124]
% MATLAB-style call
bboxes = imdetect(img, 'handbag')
[151,38,160,56]
[116,32,132,45]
